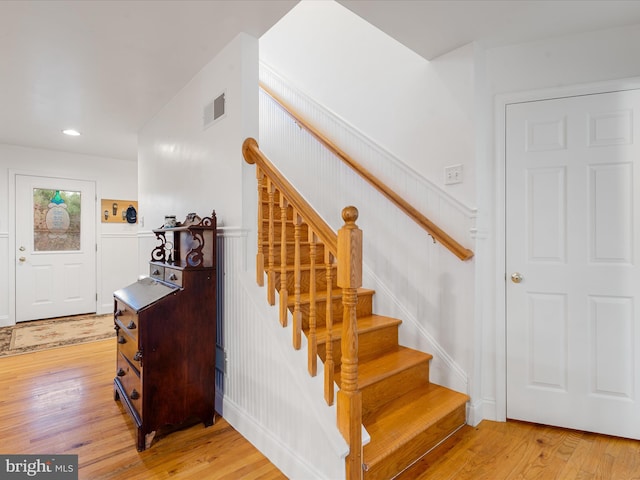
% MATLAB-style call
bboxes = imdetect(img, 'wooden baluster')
[256,168,265,286]
[324,250,335,406]
[267,180,276,306]
[293,212,302,350]
[279,196,289,327]
[337,206,362,480]
[308,229,318,376]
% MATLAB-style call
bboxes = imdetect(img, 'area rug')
[0,313,114,357]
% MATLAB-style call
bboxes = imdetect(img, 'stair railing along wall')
[243,137,363,477]
[260,83,474,262]
[243,137,471,480]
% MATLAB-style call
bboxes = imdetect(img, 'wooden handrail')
[243,137,337,255]
[260,82,474,261]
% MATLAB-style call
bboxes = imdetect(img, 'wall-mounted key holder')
[101,199,138,223]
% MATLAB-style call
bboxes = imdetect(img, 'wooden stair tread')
[286,287,374,306]
[314,315,401,343]
[340,346,432,390]
[363,383,469,467]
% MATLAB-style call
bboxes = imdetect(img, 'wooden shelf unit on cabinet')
[113,211,217,451]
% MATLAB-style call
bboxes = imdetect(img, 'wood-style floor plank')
[399,420,640,480]
[1,338,638,479]
[0,339,286,480]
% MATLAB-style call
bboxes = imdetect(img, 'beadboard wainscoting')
[217,228,349,480]
[99,232,139,314]
[259,64,476,395]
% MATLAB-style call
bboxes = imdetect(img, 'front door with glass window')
[15,175,96,322]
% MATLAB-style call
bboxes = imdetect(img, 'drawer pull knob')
[118,336,126,344]
[117,368,126,377]
[169,273,178,281]
[133,351,143,362]
[127,320,137,329]
[130,389,140,400]
[152,269,160,275]
[115,309,124,317]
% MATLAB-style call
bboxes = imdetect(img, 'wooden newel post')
[337,206,363,480]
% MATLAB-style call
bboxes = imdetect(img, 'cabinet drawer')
[164,267,183,287]
[117,330,142,372]
[115,301,139,343]
[117,353,142,418]
[149,264,164,281]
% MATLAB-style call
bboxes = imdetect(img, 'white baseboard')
[222,397,329,480]
[467,398,498,427]
[0,315,12,328]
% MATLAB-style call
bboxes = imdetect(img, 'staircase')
[255,174,469,479]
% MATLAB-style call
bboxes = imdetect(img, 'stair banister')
[337,206,363,480]
[243,138,337,254]
[243,138,363,480]
[260,82,474,262]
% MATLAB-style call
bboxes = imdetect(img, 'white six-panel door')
[15,174,96,322]
[506,89,640,439]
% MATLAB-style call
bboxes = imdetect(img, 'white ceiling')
[2,0,640,162]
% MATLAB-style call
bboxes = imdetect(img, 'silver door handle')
[511,272,523,283]
[18,257,26,262]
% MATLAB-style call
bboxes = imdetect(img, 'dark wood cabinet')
[113,211,217,451]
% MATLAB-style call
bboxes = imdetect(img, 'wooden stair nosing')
[362,384,469,468]
[314,314,402,344]
[286,287,375,307]
[344,346,433,391]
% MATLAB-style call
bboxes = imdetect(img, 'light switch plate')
[444,164,463,185]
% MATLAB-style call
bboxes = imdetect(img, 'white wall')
[0,143,138,325]
[259,1,640,428]
[260,0,478,207]
[137,32,345,479]
[138,33,258,234]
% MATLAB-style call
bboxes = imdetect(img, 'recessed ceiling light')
[62,129,81,136]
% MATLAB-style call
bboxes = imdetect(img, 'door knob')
[18,257,26,262]
[19,246,25,251]
[511,272,523,284]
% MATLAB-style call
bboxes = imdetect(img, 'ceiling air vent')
[203,92,226,130]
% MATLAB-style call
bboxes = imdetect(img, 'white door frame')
[8,169,99,325]
[493,76,640,422]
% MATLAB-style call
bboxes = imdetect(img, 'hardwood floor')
[400,419,640,480]
[0,339,286,480]
[1,338,638,479]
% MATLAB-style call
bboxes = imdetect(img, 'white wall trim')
[260,62,478,221]
[222,397,327,480]
[492,75,640,423]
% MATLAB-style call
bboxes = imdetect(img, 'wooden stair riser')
[261,219,310,242]
[315,323,399,368]
[293,292,374,329]
[262,242,326,266]
[358,361,431,420]
[260,197,295,221]
[363,404,466,480]
[273,265,338,295]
